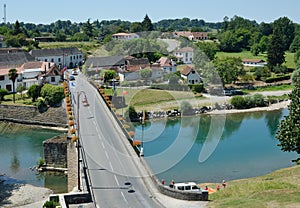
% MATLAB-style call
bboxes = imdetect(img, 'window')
[51,59,54,62]
[0,76,4,81]
[6,84,12,92]
[58,58,61,62]
[192,186,199,190]
[44,59,47,62]
[185,186,191,190]
[51,77,55,82]
[177,186,184,190]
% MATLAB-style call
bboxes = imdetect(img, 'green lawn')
[206,165,300,208]
[216,51,296,69]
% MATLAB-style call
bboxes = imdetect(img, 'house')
[119,58,151,81]
[173,31,208,41]
[112,33,140,41]
[152,57,177,73]
[242,59,267,67]
[181,65,202,84]
[0,52,35,68]
[20,62,61,88]
[30,47,83,69]
[174,47,194,64]
[0,67,23,93]
[85,55,126,76]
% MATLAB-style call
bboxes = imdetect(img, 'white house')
[20,62,62,88]
[112,33,140,41]
[174,47,194,64]
[0,68,23,93]
[30,47,83,69]
[181,65,202,84]
[242,59,267,67]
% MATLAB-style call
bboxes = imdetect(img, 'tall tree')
[141,14,153,31]
[276,79,300,162]
[13,20,22,35]
[8,68,18,103]
[267,29,285,70]
[83,18,94,38]
[273,17,295,51]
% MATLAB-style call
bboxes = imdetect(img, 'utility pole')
[3,4,6,24]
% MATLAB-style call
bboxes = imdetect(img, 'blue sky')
[3,0,300,24]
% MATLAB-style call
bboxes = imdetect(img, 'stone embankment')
[0,104,68,128]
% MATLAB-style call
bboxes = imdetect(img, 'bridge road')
[71,75,162,208]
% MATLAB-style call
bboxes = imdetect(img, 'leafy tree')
[55,31,67,41]
[130,22,143,33]
[259,22,273,36]
[259,36,270,53]
[8,68,18,103]
[231,96,246,109]
[219,30,241,52]
[140,68,152,81]
[27,84,39,102]
[141,14,153,31]
[250,43,260,56]
[0,89,8,101]
[103,70,116,83]
[295,49,300,65]
[273,17,295,51]
[13,20,22,35]
[168,72,181,85]
[125,106,138,122]
[291,69,300,84]
[267,29,285,70]
[195,41,218,60]
[254,66,271,80]
[83,18,94,38]
[213,57,245,86]
[276,80,300,162]
[40,84,64,107]
[290,35,300,52]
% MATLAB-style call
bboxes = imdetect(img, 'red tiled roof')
[0,67,22,76]
[181,65,194,76]
[242,59,265,63]
[175,47,194,53]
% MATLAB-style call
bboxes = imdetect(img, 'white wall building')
[112,33,140,41]
[174,47,194,64]
[30,47,83,69]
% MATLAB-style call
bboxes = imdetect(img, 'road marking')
[114,175,120,186]
[102,141,105,149]
[121,192,128,204]
[105,151,109,159]
[109,162,114,172]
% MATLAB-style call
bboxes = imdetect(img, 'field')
[216,51,296,69]
[206,165,300,208]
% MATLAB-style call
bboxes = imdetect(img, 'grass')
[243,84,294,94]
[205,165,300,208]
[1,94,33,106]
[216,51,296,70]
[39,41,103,56]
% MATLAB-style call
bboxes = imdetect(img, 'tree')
[0,89,8,102]
[13,20,22,35]
[8,68,18,103]
[213,57,244,86]
[140,68,152,82]
[83,18,94,38]
[141,14,153,31]
[290,35,300,52]
[103,70,116,83]
[195,41,218,60]
[130,22,143,33]
[181,101,194,115]
[276,80,300,162]
[273,17,295,51]
[16,85,26,100]
[27,84,39,102]
[267,29,285,70]
[40,84,64,107]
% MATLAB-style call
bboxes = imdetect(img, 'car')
[69,75,75,81]
[72,70,78,75]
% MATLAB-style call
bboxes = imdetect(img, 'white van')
[172,182,202,192]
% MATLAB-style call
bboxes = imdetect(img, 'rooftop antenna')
[3,4,6,24]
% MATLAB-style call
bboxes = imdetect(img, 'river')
[134,109,297,184]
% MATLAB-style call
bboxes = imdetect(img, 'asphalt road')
[70,74,162,208]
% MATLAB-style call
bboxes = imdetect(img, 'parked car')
[69,75,75,81]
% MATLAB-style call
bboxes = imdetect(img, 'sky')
[2,0,300,24]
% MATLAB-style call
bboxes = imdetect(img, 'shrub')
[69,120,75,126]
[133,140,141,146]
[68,111,73,116]
[231,96,246,109]
[36,157,45,168]
[71,136,78,143]
[69,115,74,120]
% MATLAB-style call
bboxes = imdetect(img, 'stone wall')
[43,135,68,168]
[0,104,67,128]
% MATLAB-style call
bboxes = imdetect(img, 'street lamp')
[76,91,89,192]
[139,112,145,157]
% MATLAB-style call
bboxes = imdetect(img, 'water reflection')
[142,109,297,183]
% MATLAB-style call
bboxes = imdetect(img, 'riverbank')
[0,181,52,208]
[207,100,290,115]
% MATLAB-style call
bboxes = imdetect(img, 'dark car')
[69,75,75,81]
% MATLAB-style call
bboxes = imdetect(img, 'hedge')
[265,75,291,83]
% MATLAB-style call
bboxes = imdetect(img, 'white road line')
[101,141,105,149]
[109,162,114,172]
[105,151,109,159]
[114,175,120,186]
[121,192,128,204]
